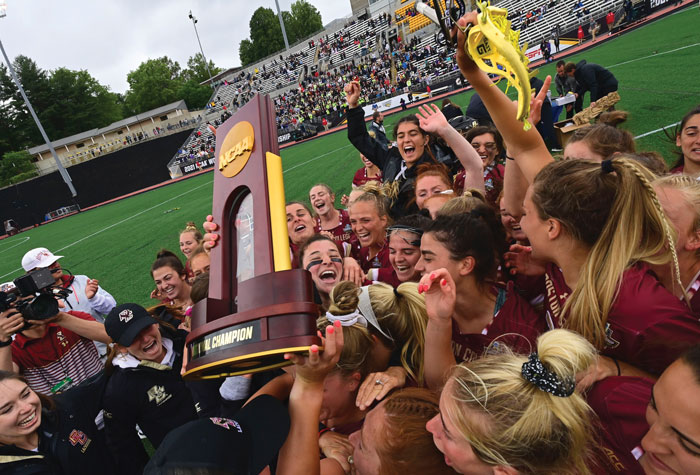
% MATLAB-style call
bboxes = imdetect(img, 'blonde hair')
[532,157,681,349]
[317,281,374,378]
[444,329,597,474]
[436,188,487,217]
[654,174,700,258]
[180,221,203,242]
[350,182,391,219]
[368,282,428,385]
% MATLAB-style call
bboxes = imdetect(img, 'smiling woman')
[0,371,115,474]
[150,249,192,313]
[102,303,200,474]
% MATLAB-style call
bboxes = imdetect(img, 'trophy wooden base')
[183,269,321,379]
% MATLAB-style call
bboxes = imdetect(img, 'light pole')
[0,1,77,197]
[188,10,214,88]
[274,0,290,51]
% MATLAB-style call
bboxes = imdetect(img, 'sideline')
[0,181,210,280]
[607,43,700,69]
[635,121,681,140]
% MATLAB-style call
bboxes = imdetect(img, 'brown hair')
[392,115,427,141]
[532,157,680,348]
[465,126,504,155]
[566,111,635,160]
[151,249,187,279]
[377,388,455,475]
[629,151,668,176]
[298,233,340,268]
[436,189,487,217]
[0,371,55,412]
[180,221,203,242]
[681,344,700,383]
[668,105,700,170]
[563,62,576,74]
[190,272,209,304]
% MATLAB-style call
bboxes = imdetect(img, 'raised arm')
[345,81,391,171]
[454,13,553,184]
[416,104,485,193]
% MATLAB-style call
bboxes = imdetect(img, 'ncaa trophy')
[184,94,320,379]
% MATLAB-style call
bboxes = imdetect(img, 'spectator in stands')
[370,111,389,150]
[565,60,619,110]
[606,10,615,35]
[440,98,463,121]
[0,293,110,396]
[555,60,579,119]
[353,154,383,188]
[577,25,584,44]
[21,247,116,359]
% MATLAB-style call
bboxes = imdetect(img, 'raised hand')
[528,75,552,126]
[202,215,220,252]
[504,243,547,276]
[344,81,361,108]
[85,278,99,300]
[285,321,344,386]
[415,103,449,135]
[418,269,456,324]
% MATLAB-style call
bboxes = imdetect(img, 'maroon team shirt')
[352,167,383,187]
[543,262,700,375]
[451,281,547,362]
[355,242,391,273]
[314,209,357,248]
[366,267,402,288]
[453,162,504,206]
[587,376,651,474]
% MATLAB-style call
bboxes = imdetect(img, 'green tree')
[43,68,123,139]
[238,2,323,66]
[183,53,221,84]
[0,150,37,187]
[288,0,323,42]
[123,57,183,115]
[176,79,213,110]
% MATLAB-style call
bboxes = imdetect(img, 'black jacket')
[0,381,115,475]
[347,106,459,218]
[102,327,198,474]
[573,60,618,102]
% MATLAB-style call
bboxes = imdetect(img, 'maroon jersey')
[352,167,383,187]
[366,267,402,288]
[453,162,504,206]
[685,270,700,317]
[451,282,547,363]
[355,242,391,273]
[314,209,356,247]
[587,376,650,474]
[544,263,700,375]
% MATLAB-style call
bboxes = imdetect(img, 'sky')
[0,0,353,94]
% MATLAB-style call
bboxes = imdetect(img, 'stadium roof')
[28,100,189,155]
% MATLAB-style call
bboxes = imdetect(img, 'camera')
[0,268,72,321]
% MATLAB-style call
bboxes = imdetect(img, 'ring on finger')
[375,379,384,385]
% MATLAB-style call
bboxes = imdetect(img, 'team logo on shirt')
[119,309,134,323]
[56,331,68,348]
[604,323,620,349]
[147,385,172,406]
[210,417,243,433]
[68,429,92,453]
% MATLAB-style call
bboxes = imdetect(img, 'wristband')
[0,338,12,348]
[318,427,331,438]
[506,155,515,161]
[612,357,621,377]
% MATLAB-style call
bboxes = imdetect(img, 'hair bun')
[156,249,178,259]
[598,110,628,127]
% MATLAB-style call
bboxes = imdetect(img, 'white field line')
[0,236,30,255]
[635,121,681,139]
[606,43,700,69]
[283,144,354,174]
[0,181,210,280]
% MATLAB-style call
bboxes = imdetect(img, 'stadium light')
[0,1,77,198]
[274,0,290,51]
[188,10,214,88]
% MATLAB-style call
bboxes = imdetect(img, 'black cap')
[144,394,291,475]
[105,303,157,347]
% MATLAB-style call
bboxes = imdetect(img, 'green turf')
[1,7,698,306]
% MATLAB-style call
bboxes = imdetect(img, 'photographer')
[21,247,116,359]
[0,284,110,396]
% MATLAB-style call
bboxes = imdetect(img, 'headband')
[324,310,367,328]
[521,353,575,397]
[387,225,424,247]
[358,286,394,342]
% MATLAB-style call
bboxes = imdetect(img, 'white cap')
[0,282,15,292]
[21,247,63,272]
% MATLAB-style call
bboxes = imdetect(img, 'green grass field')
[1,7,698,307]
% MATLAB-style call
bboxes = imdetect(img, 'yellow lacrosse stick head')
[465,1,537,130]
